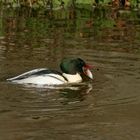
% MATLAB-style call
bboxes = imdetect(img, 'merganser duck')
[7,58,93,85]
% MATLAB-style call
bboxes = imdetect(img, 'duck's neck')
[62,73,82,83]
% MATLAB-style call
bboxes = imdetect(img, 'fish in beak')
[83,64,93,79]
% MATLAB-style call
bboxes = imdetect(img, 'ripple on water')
[0,42,140,139]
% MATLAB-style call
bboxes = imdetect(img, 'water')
[0,8,140,140]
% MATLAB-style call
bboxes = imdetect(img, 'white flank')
[9,74,68,85]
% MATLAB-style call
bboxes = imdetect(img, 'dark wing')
[7,68,65,81]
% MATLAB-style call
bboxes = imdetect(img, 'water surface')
[0,8,140,140]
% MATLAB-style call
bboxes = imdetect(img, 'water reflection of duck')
[7,58,93,86]
[59,83,93,104]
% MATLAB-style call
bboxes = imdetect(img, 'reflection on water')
[0,8,140,140]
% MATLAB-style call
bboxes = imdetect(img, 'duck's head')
[60,58,93,79]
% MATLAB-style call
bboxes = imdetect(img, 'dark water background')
[0,8,140,140]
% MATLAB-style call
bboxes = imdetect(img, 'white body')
[7,68,83,85]
[11,74,67,85]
